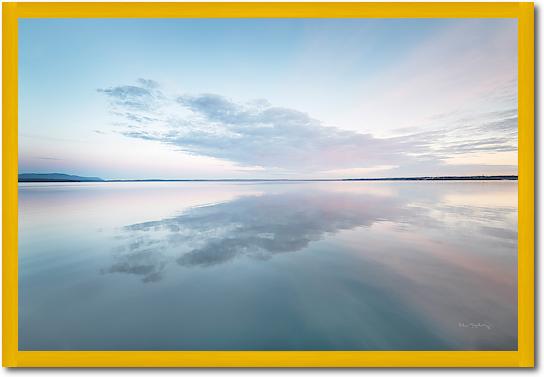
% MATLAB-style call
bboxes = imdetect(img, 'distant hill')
[18,173,104,182]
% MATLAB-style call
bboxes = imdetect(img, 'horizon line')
[18,173,519,183]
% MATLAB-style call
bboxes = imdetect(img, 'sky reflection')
[19,181,517,350]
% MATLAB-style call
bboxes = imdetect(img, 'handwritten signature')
[458,322,492,330]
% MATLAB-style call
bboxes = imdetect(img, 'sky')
[19,18,518,180]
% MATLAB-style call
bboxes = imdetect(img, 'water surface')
[19,181,517,350]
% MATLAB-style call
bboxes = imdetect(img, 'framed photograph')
[3,2,534,368]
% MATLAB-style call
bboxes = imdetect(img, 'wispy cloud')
[98,79,517,176]
[35,156,62,161]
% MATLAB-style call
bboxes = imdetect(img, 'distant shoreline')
[19,175,518,183]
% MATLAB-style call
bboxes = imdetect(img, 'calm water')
[19,181,517,350]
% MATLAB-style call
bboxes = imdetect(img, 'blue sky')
[19,18,517,179]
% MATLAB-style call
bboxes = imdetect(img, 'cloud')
[346,20,517,134]
[394,107,518,166]
[98,80,517,175]
[36,156,62,161]
[98,78,162,112]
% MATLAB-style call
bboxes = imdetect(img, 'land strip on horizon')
[18,173,518,183]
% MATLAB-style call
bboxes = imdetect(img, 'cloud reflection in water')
[100,184,517,350]
[106,190,411,281]
[20,182,517,350]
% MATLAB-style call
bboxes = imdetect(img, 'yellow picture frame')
[3,2,534,368]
